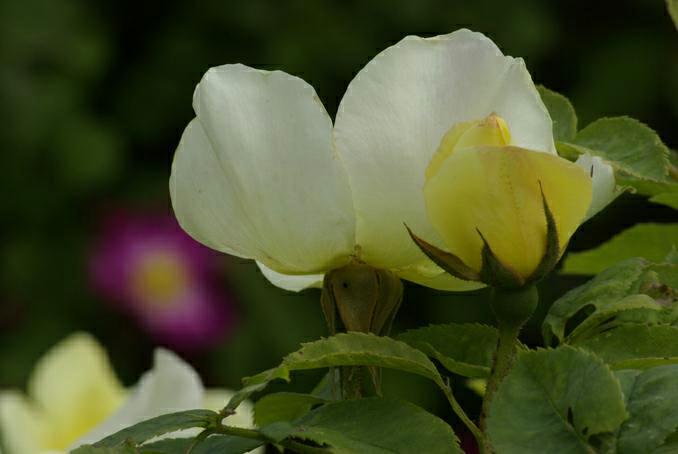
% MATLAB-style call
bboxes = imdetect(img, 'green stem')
[186,428,214,453]
[341,365,367,400]
[480,321,521,429]
[214,424,331,454]
[480,285,538,451]
[441,381,486,453]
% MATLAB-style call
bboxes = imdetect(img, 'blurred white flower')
[0,333,255,453]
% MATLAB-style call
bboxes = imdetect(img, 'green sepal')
[320,278,338,335]
[321,263,403,336]
[320,263,404,399]
[477,229,525,288]
[528,183,561,283]
[405,225,480,281]
[371,268,404,337]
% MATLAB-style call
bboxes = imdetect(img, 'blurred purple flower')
[90,210,234,352]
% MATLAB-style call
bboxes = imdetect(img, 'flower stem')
[186,429,214,453]
[441,379,486,453]
[480,285,538,449]
[340,365,368,399]
[480,320,522,427]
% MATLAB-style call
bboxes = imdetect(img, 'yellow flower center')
[132,251,188,304]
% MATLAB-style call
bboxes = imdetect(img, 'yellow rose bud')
[426,113,511,180]
[421,114,592,284]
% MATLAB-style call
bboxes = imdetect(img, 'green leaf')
[225,366,290,412]
[93,410,217,447]
[562,294,662,344]
[650,192,678,210]
[655,431,678,454]
[239,333,448,396]
[72,445,137,454]
[556,117,678,197]
[544,258,670,345]
[254,392,328,427]
[262,397,461,453]
[235,333,477,444]
[654,261,678,289]
[555,141,585,161]
[610,366,678,453]
[562,223,678,275]
[576,325,678,370]
[538,86,578,141]
[140,436,264,454]
[138,438,191,454]
[397,323,498,378]
[618,176,678,197]
[486,347,627,454]
[572,117,670,182]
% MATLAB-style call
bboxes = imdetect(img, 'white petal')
[172,64,355,275]
[170,120,260,257]
[576,154,619,221]
[72,349,203,447]
[333,29,553,279]
[256,261,323,292]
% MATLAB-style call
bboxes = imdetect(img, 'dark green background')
[1,0,676,427]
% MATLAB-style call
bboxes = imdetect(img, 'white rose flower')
[170,29,615,292]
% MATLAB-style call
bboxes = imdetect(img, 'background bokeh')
[1,0,676,429]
